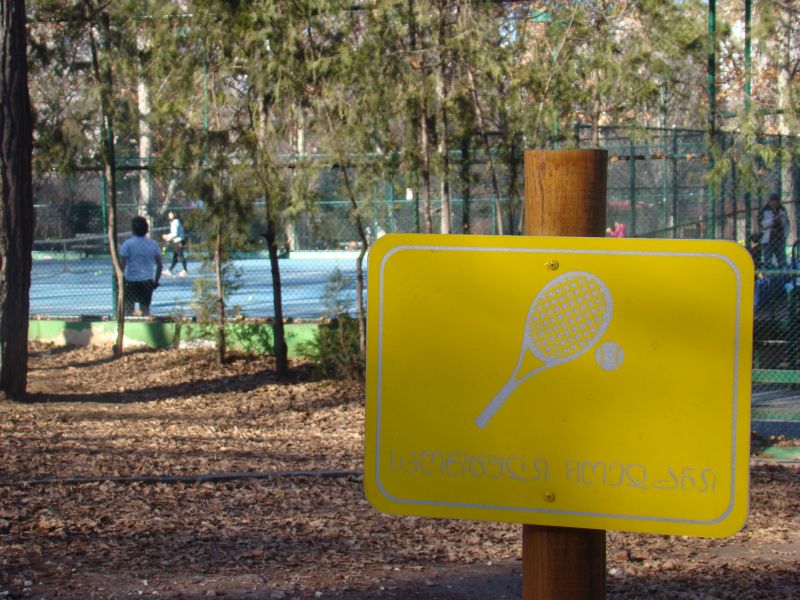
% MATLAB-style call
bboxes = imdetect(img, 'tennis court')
[30,250,362,319]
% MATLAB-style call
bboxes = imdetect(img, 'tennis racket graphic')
[475,271,613,428]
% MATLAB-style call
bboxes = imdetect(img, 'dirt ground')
[0,344,798,600]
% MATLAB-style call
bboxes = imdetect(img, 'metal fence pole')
[388,177,396,233]
[672,129,679,238]
[731,146,739,242]
[707,0,718,240]
[662,132,669,234]
[778,134,783,200]
[722,133,730,240]
[794,157,800,243]
[461,135,471,234]
[629,138,637,236]
[415,185,420,234]
[100,174,116,316]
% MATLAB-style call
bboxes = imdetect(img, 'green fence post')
[672,129,679,238]
[661,131,669,235]
[387,177,396,233]
[745,178,752,240]
[707,0,717,240]
[100,174,117,315]
[461,135,471,234]
[731,146,739,242]
[629,138,637,236]
[743,0,752,241]
[777,134,783,201]
[721,133,730,240]
[415,185,420,234]
[794,155,800,244]
[706,148,716,239]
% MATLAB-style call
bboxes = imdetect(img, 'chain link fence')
[580,127,800,438]
[29,127,800,436]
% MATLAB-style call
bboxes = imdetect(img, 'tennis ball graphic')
[595,341,624,371]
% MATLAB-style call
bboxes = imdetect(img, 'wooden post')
[524,150,607,238]
[522,149,608,600]
[522,525,606,599]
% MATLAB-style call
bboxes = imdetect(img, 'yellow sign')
[364,234,753,538]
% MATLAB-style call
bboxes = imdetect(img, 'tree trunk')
[0,0,34,400]
[255,94,289,377]
[265,193,289,378]
[507,133,521,235]
[437,106,450,234]
[407,0,432,236]
[105,153,125,358]
[466,66,503,235]
[339,164,368,359]
[305,28,367,364]
[137,28,152,221]
[419,98,434,234]
[86,4,125,357]
[591,73,601,148]
[436,6,450,235]
[777,11,795,243]
[460,135,471,233]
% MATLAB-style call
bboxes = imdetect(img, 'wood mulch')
[0,343,797,599]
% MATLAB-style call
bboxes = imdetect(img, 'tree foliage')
[23,0,800,372]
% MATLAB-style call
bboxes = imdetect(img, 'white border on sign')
[374,244,745,528]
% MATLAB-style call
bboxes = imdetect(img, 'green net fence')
[579,127,800,439]
[30,126,800,437]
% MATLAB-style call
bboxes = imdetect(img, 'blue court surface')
[30,252,363,319]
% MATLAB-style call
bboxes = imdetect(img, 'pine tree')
[29,0,153,357]
[554,0,706,142]
[229,1,308,377]
[145,0,310,373]
[0,0,35,399]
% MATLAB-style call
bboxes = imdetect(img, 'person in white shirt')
[119,216,162,316]
[161,210,188,276]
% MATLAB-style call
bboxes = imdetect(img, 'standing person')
[606,221,625,238]
[759,193,790,268]
[747,232,763,270]
[162,210,188,276]
[120,216,162,316]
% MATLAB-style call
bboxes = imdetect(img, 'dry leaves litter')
[0,343,797,599]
